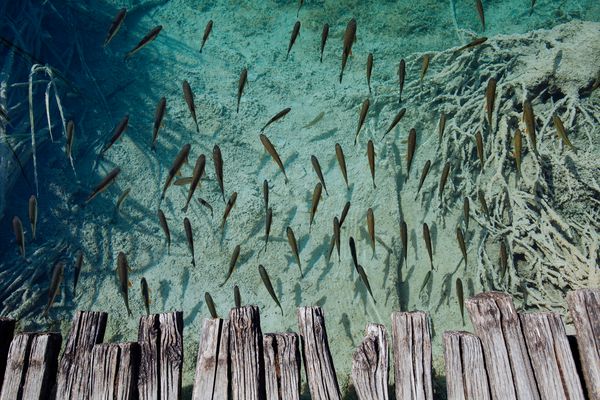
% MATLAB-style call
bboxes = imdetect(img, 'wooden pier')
[0,288,597,400]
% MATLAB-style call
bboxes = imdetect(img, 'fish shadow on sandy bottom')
[309,127,338,143]
[159,279,171,310]
[304,235,330,277]
[184,298,204,326]
[339,312,356,348]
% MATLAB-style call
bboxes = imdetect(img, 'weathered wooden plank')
[89,343,140,400]
[520,312,584,400]
[297,306,341,400]
[55,311,108,400]
[21,333,62,400]
[0,333,34,400]
[465,291,539,400]
[191,318,230,400]
[351,324,389,400]
[0,317,16,393]
[443,331,490,400]
[567,288,600,400]
[138,315,159,400]
[391,311,433,400]
[263,333,301,400]
[229,306,264,400]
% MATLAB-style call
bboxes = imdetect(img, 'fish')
[124,25,162,60]
[101,115,128,156]
[259,264,283,315]
[478,190,490,219]
[103,8,126,47]
[400,220,408,262]
[151,97,166,151]
[197,198,213,217]
[309,183,322,232]
[263,207,272,252]
[420,54,430,82]
[213,144,225,202]
[367,208,375,256]
[514,128,522,178]
[530,0,536,15]
[13,216,25,257]
[311,155,328,195]
[263,179,269,214]
[234,285,241,308]
[398,59,405,103]
[367,140,376,189]
[199,19,213,53]
[406,128,416,181]
[339,201,351,228]
[415,160,431,198]
[339,18,357,83]
[485,78,496,127]
[456,227,468,266]
[366,53,373,93]
[0,105,8,122]
[220,192,238,231]
[86,167,121,203]
[286,227,303,277]
[73,250,83,296]
[286,21,301,60]
[237,67,248,113]
[438,112,446,143]
[438,162,451,200]
[381,108,406,140]
[499,240,508,277]
[174,177,193,186]
[141,277,150,316]
[523,100,537,153]
[297,0,304,17]
[419,270,432,295]
[356,264,376,303]
[349,237,359,268]
[475,0,485,31]
[456,278,464,323]
[182,154,206,212]
[456,37,488,52]
[220,244,241,287]
[43,261,64,316]
[463,197,470,230]
[182,80,199,133]
[66,120,75,160]
[262,107,291,132]
[475,131,484,170]
[160,144,191,201]
[260,134,288,183]
[333,216,341,261]
[553,115,576,151]
[205,292,218,318]
[158,209,171,254]
[423,223,433,270]
[320,23,329,62]
[184,217,196,267]
[335,143,349,189]
[354,99,370,145]
[28,195,37,240]
[116,252,132,317]
[115,188,131,212]
[303,111,325,129]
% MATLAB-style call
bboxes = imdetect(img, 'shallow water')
[1,0,599,397]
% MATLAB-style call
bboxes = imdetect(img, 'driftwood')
[465,291,539,400]
[89,343,140,400]
[391,311,432,400]
[351,323,389,400]
[443,331,490,400]
[229,306,264,400]
[191,318,230,400]
[297,306,341,400]
[0,317,15,393]
[55,311,108,400]
[263,333,301,400]
[567,288,600,400]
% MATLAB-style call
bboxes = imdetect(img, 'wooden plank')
[55,311,108,400]
[0,317,16,393]
[229,306,264,400]
[297,306,341,400]
[0,333,33,400]
[191,318,230,400]
[567,288,600,400]
[465,291,539,400]
[89,343,140,400]
[138,315,159,400]
[443,331,490,400]
[22,333,62,400]
[263,333,301,400]
[351,324,389,400]
[520,312,584,400]
[390,311,433,400]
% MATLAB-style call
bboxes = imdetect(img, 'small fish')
[553,115,576,151]
[523,100,537,153]
[366,53,373,93]
[456,227,468,266]
[197,198,213,217]
[199,20,213,53]
[419,270,432,295]
[66,120,75,160]
[438,162,451,200]
[220,192,238,231]
[335,143,349,189]
[205,292,218,318]
[103,8,126,47]
[286,21,301,60]
[415,160,431,198]
[151,97,166,151]
[184,217,195,267]
[456,278,464,323]
[297,0,304,17]
[456,37,488,52]
[158,209,171,254]
[101,115,129,156]
[260,134,288,183]
[161,144,191,201]
[475,131,484,170]
[349,237,359,268]
[381,108,406,140]
[406,128,416,181]
[423,223,433,270]
[237,67,248,113]
[475,0,485,31]
[514,128,522,176]
[116,252,133,317]
[262,107,291,132]
[115,188,131,212]
[333,217,341,261]
[367,208,375,257]
[530,0,536,15]
[259,264,283,315]
[420,54,430,82]
[463,197,470,230]
[398,59,405,103]
[335,203,350,231]
[213,145,225,202]
[182,154,206,212]
[303,111,325,129]
[182,80,199,133]
[13,216,25,257]
[174,177,193,186]
[287,227,303,277]
[438,112,446,143]
[263,207,273,252]
[234,285,241,308]
[309,183,322,232]
[499,240,508,278]
[220,245,241,287]
[320,23,329,63]
[44,261,64,316]
[478,190,490,219]
[354,99,370,145]
[485,78,496,127]
[28,195,37,240]
[86,167,121,203]
[356,264,376,303]
[263,179,269,214]
[73,250,83,296]
[339,18,357,83]
[311,155,328,195]
[124,25,162,60]
[141,277,150,316]
[400,220,408,262]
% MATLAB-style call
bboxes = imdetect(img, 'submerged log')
[263,333,301,400]
[191,318,230,400]
[89,343,140,400]
[229,306,264,400]
[0,317,16,393]
[351,324,389,400]
[443,331,490,400]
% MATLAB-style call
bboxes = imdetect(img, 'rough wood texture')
[520,312,584,400]
[0,333,33,400]
[191,318,230,400]
[263,333,301,400]
[465,291,539,400]
[443,331,490,400]
[90,343,140,400]
[391,311,433,400]
[567,288,600,400]
[138,311,184,400]
[229,306,264,400]
[297,306,341,400]
[56,311,108,400]
[351,324,389,400]
[0,318,16,393]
